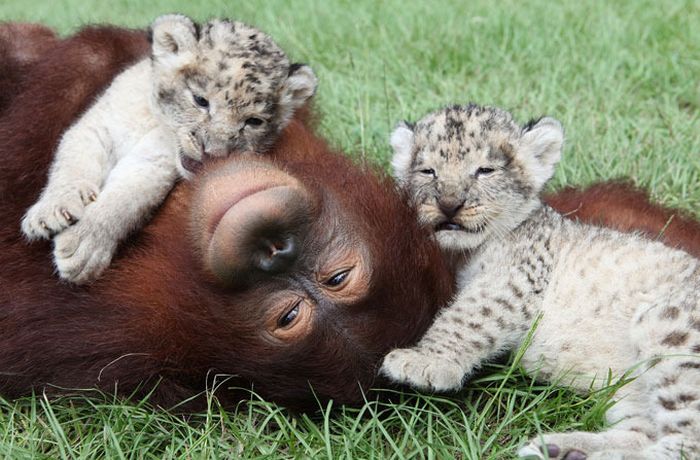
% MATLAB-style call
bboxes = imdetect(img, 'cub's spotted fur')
[21,14,317,284]
[382,104,700,459]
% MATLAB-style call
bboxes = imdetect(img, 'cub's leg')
[521,296,700,460]
[518,381,655,459]
[639,357,700,457]
[53,128,177,284]
[635,294,700,459]
[381,272,535,392]
[578,359,700,459]
[21,123,109,239]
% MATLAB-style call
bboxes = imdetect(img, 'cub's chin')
[434,224,489,252]
[175,154,202,180]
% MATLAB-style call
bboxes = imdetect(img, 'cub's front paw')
[21,181,99,239]
[53,218,115,284]
[380,347,465,392]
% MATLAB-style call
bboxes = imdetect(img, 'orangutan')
[0,24,697,410]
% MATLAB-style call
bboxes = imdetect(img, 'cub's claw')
[21,180,99,240]
[60,209,74,223]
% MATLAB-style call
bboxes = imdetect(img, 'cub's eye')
[193,95,209,108]
[419,168,436,177]
[476,167,495,177]
[324,269,350,288]
[245,117,265,127]
[278,301,301,328]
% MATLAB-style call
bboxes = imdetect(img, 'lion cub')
[21,14,317,284]
[381,104,700,459]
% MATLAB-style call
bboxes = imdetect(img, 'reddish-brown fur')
[0,26,452,409]
[544,182,700,258]
[1,25,698,410]
[0,23,58,114]
[0,22,58,63]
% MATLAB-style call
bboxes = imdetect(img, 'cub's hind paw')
[380,347,464,392]
[53,217,115,284]
[518,444,588,460]
[519,431,650,460]
[21,180,99,239]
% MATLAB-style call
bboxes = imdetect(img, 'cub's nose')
[437,197,465,219]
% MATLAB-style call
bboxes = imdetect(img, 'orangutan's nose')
[255,235,299,273]
[197,160,315,287]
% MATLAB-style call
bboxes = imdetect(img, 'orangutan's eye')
[476,167,495,177]
[193,94,209,108]
[278,301,301,328]
[324,269,350,287]
[245,117,264,127]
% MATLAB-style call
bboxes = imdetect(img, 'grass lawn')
[0,0,698,458]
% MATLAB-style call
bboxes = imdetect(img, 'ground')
[0,0,698,458]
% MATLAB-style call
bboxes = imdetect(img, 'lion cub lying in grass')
[381,104,700,459]
[21,14,316,284]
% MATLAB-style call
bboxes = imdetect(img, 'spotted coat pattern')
[391,104,559,251]
[151,16,317,165]
[383,104,700,460]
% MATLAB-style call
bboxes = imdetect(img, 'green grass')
[0,359,624,459]
[1,0,698,458]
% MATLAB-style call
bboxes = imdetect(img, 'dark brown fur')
[1,25,699,411]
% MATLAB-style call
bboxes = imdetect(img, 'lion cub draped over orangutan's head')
[21,14,317,284]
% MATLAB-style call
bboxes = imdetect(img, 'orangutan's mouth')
[207,183,287,236]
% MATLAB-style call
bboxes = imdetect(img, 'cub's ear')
[150,14,198,62]
[280,64,318,110]
[390,121,415,182]
[520,117,564,189]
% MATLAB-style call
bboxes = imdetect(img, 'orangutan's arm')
[545,180,700,258]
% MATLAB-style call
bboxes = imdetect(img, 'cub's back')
[549,210,699,318]
[491,206,700,385]
[538,209,697,381]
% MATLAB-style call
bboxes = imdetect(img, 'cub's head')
[391,104,564,251]
[149,14,317,178]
